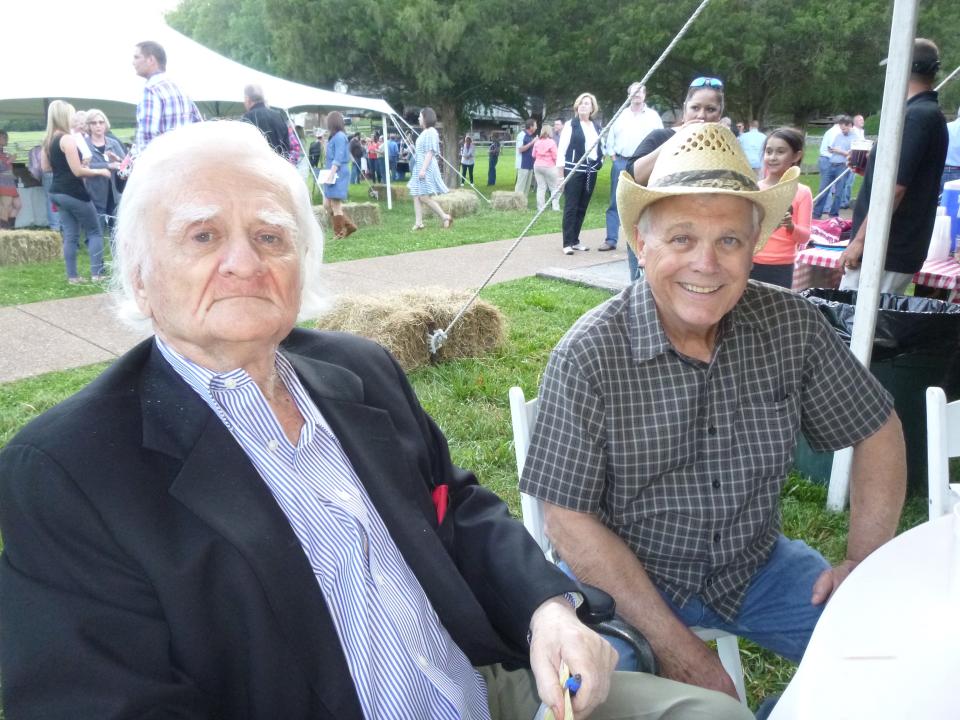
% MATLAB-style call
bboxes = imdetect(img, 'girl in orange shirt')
[751,127,812,288]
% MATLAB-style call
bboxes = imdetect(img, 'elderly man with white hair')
[0,122,750,720]
[521,123,907,703]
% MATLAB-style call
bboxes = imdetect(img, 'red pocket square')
[431,485,449,524]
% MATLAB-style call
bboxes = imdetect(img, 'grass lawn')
[0,275,928,710]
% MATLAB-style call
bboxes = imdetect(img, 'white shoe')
[571,244,590,251]
[563,247,574,255]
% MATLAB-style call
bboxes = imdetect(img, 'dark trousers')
[460,163,474,184]
[487,155,498,185]
[562,170,597,247]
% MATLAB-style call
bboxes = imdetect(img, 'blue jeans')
[41,171,61,231]
[839,168,855,208]
[350,161,361,184]
[604,156,630,247]
[560,535,829,670]
[50,192,104,279]
[813,158,846,218]
[487,154,499,185]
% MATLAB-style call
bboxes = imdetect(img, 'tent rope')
[427,0,713,355]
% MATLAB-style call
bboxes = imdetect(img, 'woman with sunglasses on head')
[621,76,725,279]
[750,127,812,289]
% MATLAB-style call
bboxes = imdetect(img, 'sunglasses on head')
[689,76,724,89]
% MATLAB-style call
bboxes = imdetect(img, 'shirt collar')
[144,71,168,87]
[628,278,766,364]
[154,336,258,399]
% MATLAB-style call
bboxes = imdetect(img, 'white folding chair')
[509,386,748,704]
[926,386,960,520]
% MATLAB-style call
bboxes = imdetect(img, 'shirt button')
[266,439,279,452]
[375,573,386,587]
[705,577,713,586]
[338,490,351,502]
[708,425,717,435]
[712,479,721,489]
[224,378,237,389]
[713,533,721,543]
[416,655,429,670]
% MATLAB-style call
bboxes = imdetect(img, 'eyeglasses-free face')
[689,76,724,90]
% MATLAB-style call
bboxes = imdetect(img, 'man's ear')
[633,227,647,268]
[132,268,152,318]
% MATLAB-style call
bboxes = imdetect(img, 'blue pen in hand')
[564,673,582,695]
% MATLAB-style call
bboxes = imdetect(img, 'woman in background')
[750,127,812,288]
[532,125,560,212]
[322,111,356,239]
[44,100,111,284]
[623,76,725,280]
[84,109,125,236]
[556,92,603,255]
[459,135,475,186]
[408,107,453,231]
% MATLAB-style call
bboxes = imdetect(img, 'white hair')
[637,197,762,238]
[110,120,325,329]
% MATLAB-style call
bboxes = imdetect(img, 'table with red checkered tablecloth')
[792,249,960,301]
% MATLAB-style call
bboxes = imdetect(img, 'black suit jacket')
[242,102,291,157]
[0,330,575,719]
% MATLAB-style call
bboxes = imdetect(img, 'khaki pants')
[515,168,534,195]
[479,664,751,720]
[534,165,561,211]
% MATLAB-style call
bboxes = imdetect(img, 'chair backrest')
[926,386,960,520]
[509,386,554,561]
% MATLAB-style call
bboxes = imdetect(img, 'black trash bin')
[794,289,960,494]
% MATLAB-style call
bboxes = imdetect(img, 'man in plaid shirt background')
[132,41,202,153]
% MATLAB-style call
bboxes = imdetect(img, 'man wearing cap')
[521,122,906,699]
[839,38,948,293]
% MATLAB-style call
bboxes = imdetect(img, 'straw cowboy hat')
[616,122,800,254]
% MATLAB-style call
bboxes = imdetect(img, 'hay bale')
[491,191,528,211]
[312,202,382,230]
[371,183,410,200]
[0,229,62,266]
[435,189,481,218]
[314,287,506,371]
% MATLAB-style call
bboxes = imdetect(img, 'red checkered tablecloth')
[913,257,960,291]
[793,250,960,299]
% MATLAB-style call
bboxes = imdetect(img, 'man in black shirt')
[242,84,291,159]
[839,38,949,293]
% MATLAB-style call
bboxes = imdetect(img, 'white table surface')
[770,512,960,719]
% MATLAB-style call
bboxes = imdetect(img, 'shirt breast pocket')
[735,394,801,478]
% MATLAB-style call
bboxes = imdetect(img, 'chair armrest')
[574,582,658,675]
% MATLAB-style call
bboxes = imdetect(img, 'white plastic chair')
[926,386,960,520]
[509,386,748,704]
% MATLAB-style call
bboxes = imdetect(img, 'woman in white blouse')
[556,92,603,255]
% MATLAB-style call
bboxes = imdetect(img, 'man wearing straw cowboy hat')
[521,122,906,699]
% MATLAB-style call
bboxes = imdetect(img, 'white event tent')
[0,4,396,125]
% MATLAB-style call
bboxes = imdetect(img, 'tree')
[261,0,532,185]
[168,0,275,74]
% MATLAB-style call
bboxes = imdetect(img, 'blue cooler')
[944,179,960,254]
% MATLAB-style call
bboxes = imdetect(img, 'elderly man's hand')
[528,596,618,720]
[811,559,859,605]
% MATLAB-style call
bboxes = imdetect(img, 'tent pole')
[382,114,392,210]
[826,0,918,511]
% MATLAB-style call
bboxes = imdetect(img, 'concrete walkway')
[0,228,631,384]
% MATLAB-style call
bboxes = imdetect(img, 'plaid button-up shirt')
[135,72,202,151]
[520,279,892,620]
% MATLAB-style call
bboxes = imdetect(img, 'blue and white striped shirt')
[156,338,490,720]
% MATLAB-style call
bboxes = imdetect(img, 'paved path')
[0,228,631,383]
